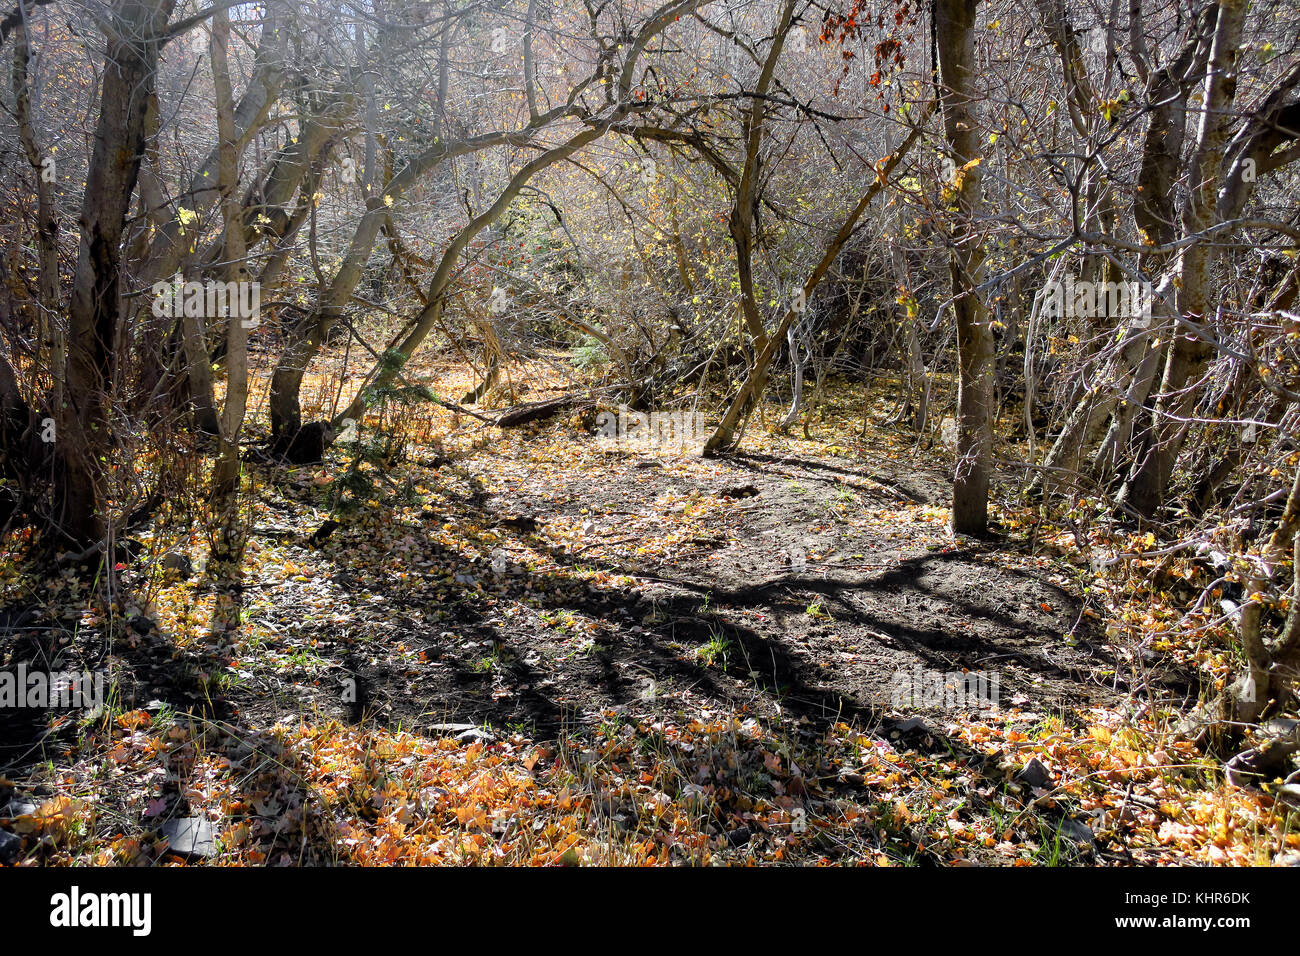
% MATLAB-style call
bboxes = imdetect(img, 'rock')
[1059,817,1094,844]
[0,828,21,864]
[2,799,37,819]
[1275,785,1300,809]
[427,722,479,735]
[893,716,930,734]
[1225,739,1299,788]
[160,551,193,577]
[1263,718,1300,743]
[1016,757,1053,789]
[726,826,752,846]
[159,816,217,858]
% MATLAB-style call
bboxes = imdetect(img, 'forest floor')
[2,354,1298,866]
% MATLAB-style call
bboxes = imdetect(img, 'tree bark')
[208,7,251,579]
[1122,0,1247,517]
[60,0,176,547]
[12,21,63,408]
[935,0,993,535]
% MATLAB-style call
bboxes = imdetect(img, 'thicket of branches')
[1,0,1298,749]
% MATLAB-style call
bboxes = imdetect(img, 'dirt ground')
[314,439,1125,738]
[0,373,1250,866]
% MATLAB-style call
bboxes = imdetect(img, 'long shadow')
[726,450,932,503]
[558,548,1101,666]
[251,495,886,739]
[267,454,1141,743]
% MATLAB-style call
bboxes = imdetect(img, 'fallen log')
[496,396,579,428]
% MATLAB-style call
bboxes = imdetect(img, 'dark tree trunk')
[60,0,176,546]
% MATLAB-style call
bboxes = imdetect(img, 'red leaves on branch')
[875,38,903,66]
[820,1,915,98]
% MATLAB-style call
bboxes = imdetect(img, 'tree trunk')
[1122,0,1246,517]
[935,0,993,536]
[60,0,176,547]
[12,22,63,408]
[208,8,251,580]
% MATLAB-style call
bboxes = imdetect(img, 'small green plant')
[541,610,579,631]
[695,630,732,668]
[1033,714,1066,739]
